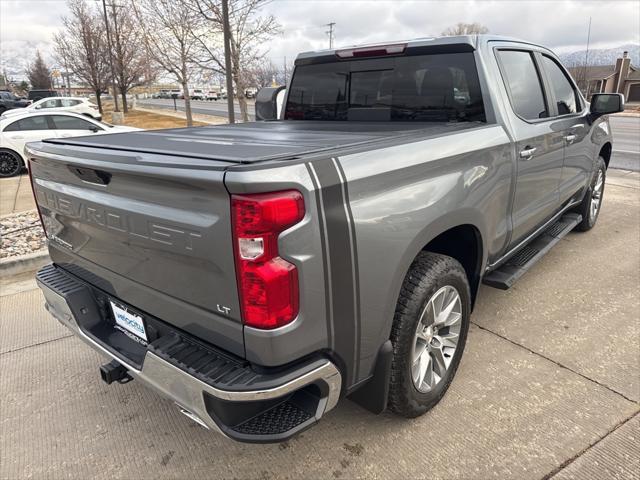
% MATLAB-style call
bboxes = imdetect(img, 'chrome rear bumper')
[37,268,341,442]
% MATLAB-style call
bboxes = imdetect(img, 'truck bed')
[43,121,480,163]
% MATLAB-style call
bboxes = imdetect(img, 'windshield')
[285,52,485,122]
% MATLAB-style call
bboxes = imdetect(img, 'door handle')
[564,134,577,144]
[519,147,537,160]
[9,135,24,140]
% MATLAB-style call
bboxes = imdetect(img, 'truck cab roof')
[295,34,549,65]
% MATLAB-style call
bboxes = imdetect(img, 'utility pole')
[60,49,72,96]
[283,56,287,85]
[325,22,335,49]
[101,0,120,112]
[222,0,235,123]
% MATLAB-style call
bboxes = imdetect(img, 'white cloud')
[1,0,638,81]
[263,0,640,62]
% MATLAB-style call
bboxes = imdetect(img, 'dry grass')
[100,101,210,130]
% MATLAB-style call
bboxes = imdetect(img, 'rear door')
[495,48,565,246]
[1,115,57,154]
[537,54,592,204]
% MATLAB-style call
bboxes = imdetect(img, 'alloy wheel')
[590,169,604,222]
[0,151,21,177]
[411,285,462,393]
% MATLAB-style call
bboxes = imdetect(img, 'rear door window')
[50,115,100,130]
[497,50,548,121]
[541,55,579,115]
[40,99,63,109]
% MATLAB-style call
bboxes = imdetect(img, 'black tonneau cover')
[43,121,479,164]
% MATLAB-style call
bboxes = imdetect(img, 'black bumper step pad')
[232,400,313,436]
[483,213,582,290]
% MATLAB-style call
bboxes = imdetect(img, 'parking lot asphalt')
[1,175,639,479]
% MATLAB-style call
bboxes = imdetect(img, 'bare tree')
[248,60,279,89]
[26,51,52,89]
[54,0,111,113]
[108,1,156,113]
[190,0,281,121]
[247,59,291,89]
[441,22,489,36]
[132,0,199,126]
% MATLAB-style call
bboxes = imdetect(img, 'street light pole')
[101,0,120,112]
[221,0,235,124]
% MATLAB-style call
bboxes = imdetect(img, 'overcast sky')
[1,0,639,77]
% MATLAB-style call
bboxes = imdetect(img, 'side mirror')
[255,86,285,121]
[590,93,624,118]
[89,126,100,133]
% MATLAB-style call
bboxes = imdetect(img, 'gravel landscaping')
[1,210,46,259]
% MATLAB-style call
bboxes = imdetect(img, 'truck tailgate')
[27,142,244,357]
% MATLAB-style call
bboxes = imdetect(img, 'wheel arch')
[0,146,25,162]
[386,211,487,327]
[420,224,483,304]
[599,142,612,169]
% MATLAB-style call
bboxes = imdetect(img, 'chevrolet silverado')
[27,35,623,443]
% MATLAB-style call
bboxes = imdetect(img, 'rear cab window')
[285,52,486,122]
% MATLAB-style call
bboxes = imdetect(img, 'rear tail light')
[231,190,305,329]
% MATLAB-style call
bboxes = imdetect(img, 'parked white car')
[191,89,205,100]
[0,96,102,121]
[0,111,140,177]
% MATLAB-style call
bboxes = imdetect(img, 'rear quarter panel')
[226,125,513,388]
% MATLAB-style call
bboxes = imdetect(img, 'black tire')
[0,149,24,178]
[0,106,6,115]
[573,156,606,232]
[388,251,471,418]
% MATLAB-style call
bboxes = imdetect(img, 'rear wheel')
[0,149,24,178]
[388,252,471,418]
[574,157,606,232]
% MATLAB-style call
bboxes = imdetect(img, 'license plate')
[110,301,148,342]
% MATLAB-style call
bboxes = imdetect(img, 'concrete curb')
[0,250,49,278]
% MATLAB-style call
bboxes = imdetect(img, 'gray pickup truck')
[28,35,623,443]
